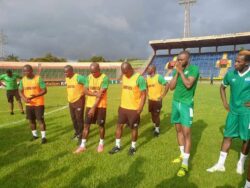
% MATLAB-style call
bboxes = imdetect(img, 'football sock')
[115,139,121,148]
[99,139,104,145]
[182,153,190,166]
[32,130,38,137]
[179,146,184,156]
[218,151,228,166]
[80,139,86,148]
[131,141,136,149]
[41,131,46,138]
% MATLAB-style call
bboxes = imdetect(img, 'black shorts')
[6,89,21,103]
[117,107,140,128]
[26,105,45,121]
[85,107,106,126]
[148,100,162,113]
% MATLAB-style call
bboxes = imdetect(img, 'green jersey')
[173,65,199,105]
[222,68,250,115]
[0,73,22,90]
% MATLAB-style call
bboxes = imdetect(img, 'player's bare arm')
[88,88,107,118]
[28,88,47,100]
[137,90,146,114]
[220,84,230,112]
[169,73,179,90]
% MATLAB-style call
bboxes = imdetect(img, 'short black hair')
[64,65,73,71]
[179,50,190,58]
[24,64,33,71]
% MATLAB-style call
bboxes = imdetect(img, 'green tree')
[90,56,106,62]
[5,54,19,62]
[29,53,67,62]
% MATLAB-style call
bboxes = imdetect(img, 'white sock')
[218,151,228,166]
[239,152,247,164]
[80,139,86,148]
[179,146,184,156]
[131,141,136,149]
[41,131,46,138]
[245,180,250,188]
[99,139,104,145]
[182,153,190,166]
[115,139,121,148]
[32,130,38,137]
[155,127,160,133]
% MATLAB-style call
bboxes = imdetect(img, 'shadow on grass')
[96,157,145,188]
[64,166,96,188]
[156,175,198,188]
[190,119,208,164]
[0,151,68,187]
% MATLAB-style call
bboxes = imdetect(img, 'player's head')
[147,65,156,75]
[90,62,101,78]
[121,62,133,78]
[23,64,33,78]
[6,69,12,77]
[235,50,250,71]
[177,51,190,67]
[64,65,74,78]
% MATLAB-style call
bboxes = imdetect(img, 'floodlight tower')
[179,0,196,38]
[0,30,7,58]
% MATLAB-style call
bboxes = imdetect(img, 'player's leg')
[75,97,84,139]
[237,114,250,174]
[171,101,184,163]
[244,153,250,188]
[148,100,155,129]
[7,91,14,115]
[74,108,91,153]
[109,108,126,154]
[207,112,238,172]
[152,111,160,136]
[97,108,106,153]
[177,126,191,177]
[26,106,38,140]
[36,106,47,144]
[15,90,24,114]
[128,110,140,156]
[69,103,78,139]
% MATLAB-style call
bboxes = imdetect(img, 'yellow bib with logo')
[147,74,164,101]
[66,74,84,103]
[22,75,44,106]
[86,73,107,108]
[120,73,141,110]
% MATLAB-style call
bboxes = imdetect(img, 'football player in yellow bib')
[74,62,109,154]
[64,65,87,142]
[19,64,47,144]
[109,62,146,156]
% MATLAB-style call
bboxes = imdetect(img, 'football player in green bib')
[207,50,250,175]
[169,51,199,177]
[0,69,25,115]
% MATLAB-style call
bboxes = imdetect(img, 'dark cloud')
[0,0,249,60]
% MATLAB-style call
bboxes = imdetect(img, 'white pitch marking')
[0,105,68,128]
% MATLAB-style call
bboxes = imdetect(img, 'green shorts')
[171,100,193,127]
[224,112,250,141]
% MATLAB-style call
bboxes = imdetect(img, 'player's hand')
[158,96,163,101]
[223,102,230,112]
[28,95,36,100]
[88,107,96,118]
[245,102,250,107]
[24,97,31,103]
[175,62,183,73]
[137,107,143,114]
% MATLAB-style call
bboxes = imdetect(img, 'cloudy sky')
[1,0,250,60]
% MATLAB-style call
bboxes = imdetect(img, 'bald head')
[121,62,134,78]
[90,62,101,78]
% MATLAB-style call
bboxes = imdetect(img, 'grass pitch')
[0,83,247,188]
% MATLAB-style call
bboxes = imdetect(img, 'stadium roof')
[149,32,250,51]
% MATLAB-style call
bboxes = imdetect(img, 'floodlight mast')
[0,30,7,58]
[179,0,196,38]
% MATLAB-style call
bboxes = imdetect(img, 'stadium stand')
[0,62,122,84]
[144,32,250,80]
